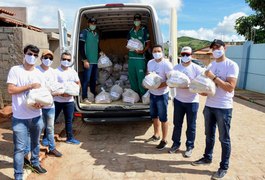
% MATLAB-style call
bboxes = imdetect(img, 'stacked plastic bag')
[189,74,216,96]
[87,90,95,102]
[45,81,65,95]
[27,88,53,107]
[122,89,140,104]
[95,88,112,104]
[142,72,162,90]
[98,54,113,68]
[142,90,150,105]
[126,39,143,51]
[110,84,123,101]
[64,81,80,96]
[166,70,190,88]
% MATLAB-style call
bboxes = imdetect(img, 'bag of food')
[142,72,162,90]
[122,89,140,104]
[45,81,65,95]
[189,74,216,96]
[87,89,95,102]
[113,63,123,72]
[64,81,80,96]
[98,70,110,85]
[95,88,112,104]
[110,84,123,101]
[126,38,143,51]
[27,88,53,107]
[166,70,190,88]
[98,54,113,68]
[142,90,150,105]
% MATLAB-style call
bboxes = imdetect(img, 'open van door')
[58,9,69,55]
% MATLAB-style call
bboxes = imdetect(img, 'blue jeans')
[54,101,75,140]
[82,64,98,99]
[203,106,232,170]
[150,93,169,122]
[42,108,56,150]
[12,116,43,180]
[172,99,199,150]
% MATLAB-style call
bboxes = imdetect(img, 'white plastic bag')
[122,89,140,104]
[45,81,65,95]
[87,90,95,102]
[98,70,110,85]
[142,72,162,90]
[27,88,53,107]
[95,88,112,104]
[142,90,150,105]
[189,74,216,96]
[166,70,190,88]
[64,82,80,96]
[113,63,123,72]
[98,54,113,68]
[126,39,143,51]
[110,84,123,101]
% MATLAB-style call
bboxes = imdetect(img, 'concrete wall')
[0,27,49,105]
[226,41,265,94]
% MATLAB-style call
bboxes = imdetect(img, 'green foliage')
[177,36,210,54]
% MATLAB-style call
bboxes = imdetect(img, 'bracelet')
[212,76,217,81]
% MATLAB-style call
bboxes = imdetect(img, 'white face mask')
[25,55,37,65]
[212,49,224,59]
[181,55,191,63]
[61,60,71,67]
[152,52,163,60]
[42,58,53,67]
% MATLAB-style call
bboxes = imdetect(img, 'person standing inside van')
[79,17,99,103]
[145,44,173,150]
[127,13,151,97]
[168,47,204,157]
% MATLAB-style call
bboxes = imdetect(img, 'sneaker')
[32,165,47,174]
[41,138,49,147]
[66,138,80,145]
[168,145,179,154]
[48,149,63,157]
[156,140,167,150]
[145,135,160,143]
[184,148,193,158]
[82,98,92,104]
[211,169,227,179]
[191,157,212,166]
[23,157,31,169]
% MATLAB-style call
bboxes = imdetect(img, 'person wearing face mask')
[35,50,62,157]
[168,47,204,157]
[54,51,81,145]
[79,17,100,103]
[144,44,173,150]
[7,44,48,178]
[192,39,239,180]
[127,13,151,97]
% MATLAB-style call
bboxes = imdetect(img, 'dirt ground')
[1,96,265,180]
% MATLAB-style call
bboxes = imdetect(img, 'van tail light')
[74,112,82,117]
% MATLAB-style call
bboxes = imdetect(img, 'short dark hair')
[88,17,97,23]
[23,44,39,54]
[152,44,163,51]
[61,51,71,59]
[134,13,142,20]
[210,39,225,48]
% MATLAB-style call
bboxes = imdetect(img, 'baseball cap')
[210,39,225,48]
[88,17,97,23]
[181,46,192,54]
[42,50,54,57]
[134,13,142,20]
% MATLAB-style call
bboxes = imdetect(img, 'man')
[79,17,99,103]
[54,51,81,145]
[145,44,173,150]
[36,50,62,157]
[168,47,204,157]
[192,39,239,180]
[127,13,151,97]
[7,44,47,179]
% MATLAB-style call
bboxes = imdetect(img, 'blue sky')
[0,0,253,42]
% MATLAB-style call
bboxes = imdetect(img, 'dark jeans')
[54,101,75,140]
[82,64,98,99]
[172,99,199,150]
[203,106,232,170]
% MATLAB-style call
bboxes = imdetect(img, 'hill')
[177,36,210,52]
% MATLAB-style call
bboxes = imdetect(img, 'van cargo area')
[72,4,162,119]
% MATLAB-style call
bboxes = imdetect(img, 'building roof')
[0,8,15,16]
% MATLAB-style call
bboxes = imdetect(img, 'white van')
[58,3,174,122]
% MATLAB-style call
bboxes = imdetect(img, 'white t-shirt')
[206,58,239,108]
[174,62,204,103]
[53,66,80,103]
[36,65,57,109]
[147,58,173,95]
[6,65,44,119]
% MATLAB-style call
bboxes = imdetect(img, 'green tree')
[235,0,265,43]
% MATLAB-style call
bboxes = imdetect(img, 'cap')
[88,17,97,23]
[181,46,192,54]
[42,50,54,57]
[134,13,142,20]
[210,39,225,48]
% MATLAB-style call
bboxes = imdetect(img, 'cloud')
[178,12,247,42]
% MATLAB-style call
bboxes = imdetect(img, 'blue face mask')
[61,60,71,67]
[42,58,53,67]
[25,55,37,65]
[89,25,96,31]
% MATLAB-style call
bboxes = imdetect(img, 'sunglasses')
[181,53,191,57]
[26,52,38,57]
[43,56,53,60]
[62,58,71,61]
